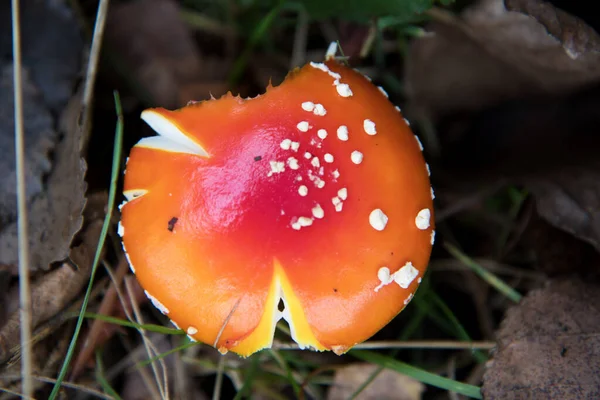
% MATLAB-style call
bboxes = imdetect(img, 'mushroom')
[119,51,435,357]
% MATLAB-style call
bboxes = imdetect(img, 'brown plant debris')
[482,278,600,399]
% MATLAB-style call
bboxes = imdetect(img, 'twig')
[1,373,116,399]
[125,277,169,400]
[290,7,309,68]
[81,0,111,135]
[102,264,163,400]
[11,0,33,396]
[212,356,225,400]
[272,340,496,351]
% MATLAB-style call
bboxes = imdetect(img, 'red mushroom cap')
[119,58,435,356]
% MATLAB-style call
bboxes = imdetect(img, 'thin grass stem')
[49,91,124,399]
[444,242,523,303]
[11,0,33,396]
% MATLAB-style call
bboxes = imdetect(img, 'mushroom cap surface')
[120,60,435,356]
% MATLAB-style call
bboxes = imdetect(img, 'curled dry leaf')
[0,0,83,113]
[327,363,424,400]
[405,0,600,121]
[482,279,600,399]
[526,168,600,254]
[0,88,88,272]
[0,65,56,230]
[405,0,600,251]
[0,207,103,365]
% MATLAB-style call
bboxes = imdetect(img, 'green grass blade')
[79,312,185,335]
[228,2,282,85]
[137,340,199,368]
[427,291,488,363]
[233,354,261,400]
[444,242,523,303]
[267,349,302,398]
[49,91,124,399]
[351,350,482,399]
[95,350,122,400]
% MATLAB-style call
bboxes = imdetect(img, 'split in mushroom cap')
[120,58,435,357]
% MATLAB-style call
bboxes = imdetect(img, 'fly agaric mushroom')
[119,50,435,357]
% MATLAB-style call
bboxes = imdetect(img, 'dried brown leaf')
[0,0,83,112]
[0,88,88,272]
[0,65,57,230]
[482,278,600,399]
[526,168,600,253]
[405,0,600,121]
[327,363,424,400]
[0,211,103,365]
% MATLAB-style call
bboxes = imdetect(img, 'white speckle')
[318,166,324,176]
[328,71,341,80]
[123,245,135,274]
[394,262,419,289]
[310,62,329,72]
[281,210,285,215]
[404,293,414,305]
[336,83,353,97]
[313,104,326,116]
[145,290,169,315]
[311,157,320,168]
[291,221,301,230]
[332,169,340,179]
[426,163,431,176]
[351,151,363,164]
[369,209,389,231]
[296,175,303,181]
[297,121,310,132]
[337,125,349,141]
[298,217,313,227]
[363,119,377,135]
[377,86,388,98]
[431,230,436,245]
[415,208,431,230]
[268,160,285,176]
[291,141,300,151]
[338,188,348,200]
[332,196,343,212]
[317,129,328,139]
[430,187,435,200]
[187,326,198,335]
[395,106,401,112]
[301,101,315,112]
[310,138,317,146]
[404,118,411,126]
[316,179,325,189]
[312,204,324,219]
[374,266,394,292]
[117,221,125,237]
[287,157,300,170]
[280,139,292,150]
[324,153,334,163]
[414,135,424,151]
[298,185,308,196]
[303,152,312,160]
